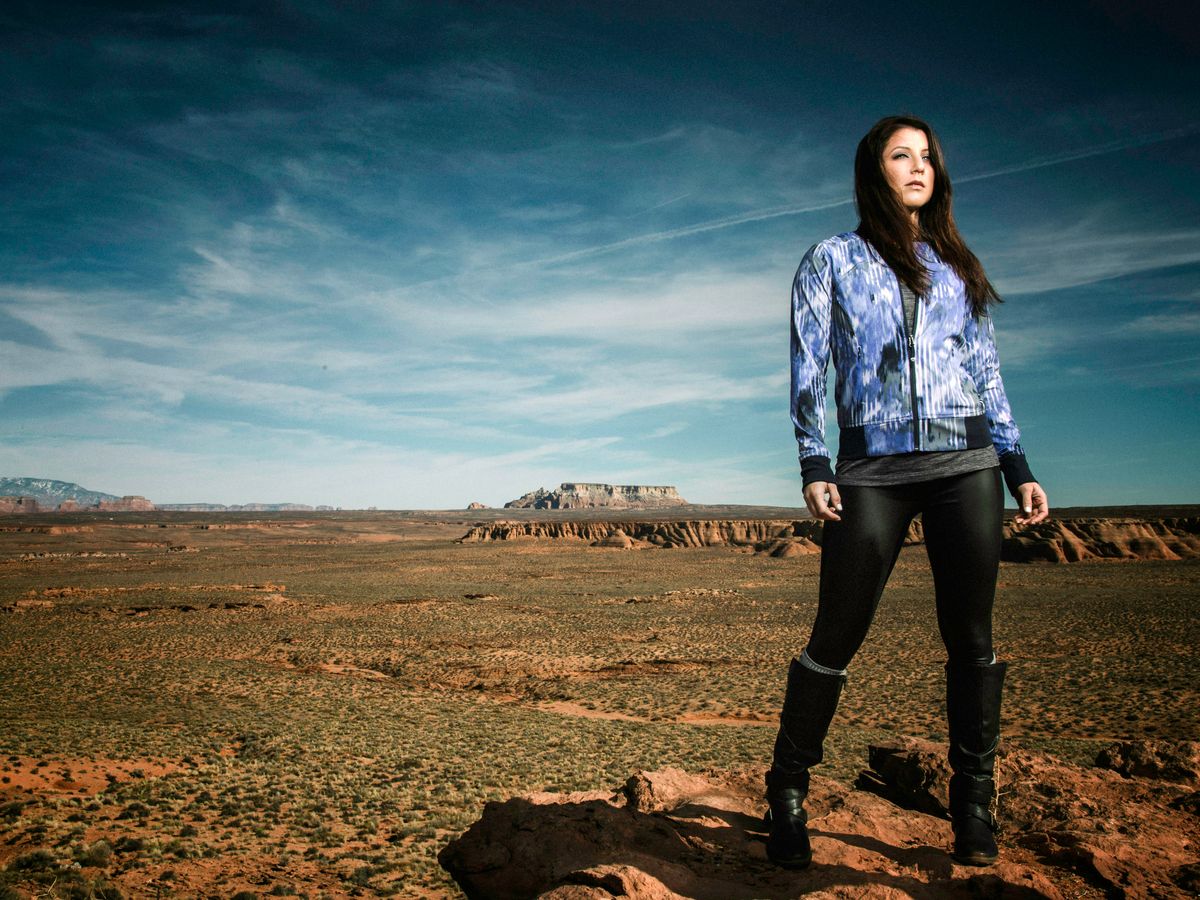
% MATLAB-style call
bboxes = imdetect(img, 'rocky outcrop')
[440,739,1199,899]
[0,483,158,513]
[459,518,849,550]
[1094,739,1200,784]
[96,495,156,512]
[467,502,490,510]
[505,484,688,510]
[461,516,1200,562]
[1002,517,1200,562]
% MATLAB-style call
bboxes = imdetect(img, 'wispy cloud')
[1125,311,1200,335]
[990,226,1200,296]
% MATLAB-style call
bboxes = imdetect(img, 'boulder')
[593,529,634,550]
[1094,739,1200,784]
[440,741,1200,899]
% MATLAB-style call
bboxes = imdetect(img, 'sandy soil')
[0,510,1196,898]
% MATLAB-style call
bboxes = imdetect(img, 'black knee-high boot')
[945,659,1006,866]
[765,658,846,868]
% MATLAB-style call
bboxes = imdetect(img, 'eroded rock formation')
[460,517,1200,562]
[440,739,1200,899]
[460,518,838,550]
[505,484,688,510]
[96,495,156,512]
[0,491,158,513]
[1001,517,1200,562]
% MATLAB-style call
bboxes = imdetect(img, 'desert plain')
[0,507,1197,898]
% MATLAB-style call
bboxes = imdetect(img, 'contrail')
[956,122,1200,184]
[630,191,694,216]
[531,123,1199,267]
[529,197,853,267]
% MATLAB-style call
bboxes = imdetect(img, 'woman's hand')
[804,481,843,521]
[1013,482,1049,525]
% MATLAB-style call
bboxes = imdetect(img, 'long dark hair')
[854,115,1000,316]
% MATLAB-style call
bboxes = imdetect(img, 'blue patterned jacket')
[791,231,1034,494]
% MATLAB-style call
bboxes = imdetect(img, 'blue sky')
[1,2,1197,508]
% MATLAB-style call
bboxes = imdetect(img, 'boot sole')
[763,810,814,869]
[767,852,813,870]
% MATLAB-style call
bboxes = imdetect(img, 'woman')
[767,115,1049,870]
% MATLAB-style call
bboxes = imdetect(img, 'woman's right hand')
[804,481,843,521]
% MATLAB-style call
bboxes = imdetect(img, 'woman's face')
[882,127,934,214]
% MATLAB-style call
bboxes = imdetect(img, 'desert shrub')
[345,865,375,886]
[113,835,144,853]
[7,848,56,871]
[0,801,23,821]
[74,839,114,867]
[231,892,258,900]
[65,879,125,900]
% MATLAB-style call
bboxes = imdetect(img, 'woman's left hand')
[1013,482,1049,525]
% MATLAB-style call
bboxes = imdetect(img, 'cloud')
[383,268,785,344]
[1125,311,1200,335]
[990,227,1200,296]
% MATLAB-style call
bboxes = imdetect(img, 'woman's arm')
[962,309,1049,521]
[791,242,836,488]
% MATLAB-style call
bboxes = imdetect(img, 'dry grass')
[1,511,1197,897]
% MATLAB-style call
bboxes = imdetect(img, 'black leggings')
[805,466,1003,671]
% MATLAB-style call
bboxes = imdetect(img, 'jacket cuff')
[800,455,836,487]
[998,450,1036,498]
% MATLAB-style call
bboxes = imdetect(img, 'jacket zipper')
[897,274,921,450]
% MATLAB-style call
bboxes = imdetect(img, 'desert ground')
[0,508,1197,898]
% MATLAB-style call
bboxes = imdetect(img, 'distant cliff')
[504,483,687,510]
[1,477,122,509]
[158,503,321,512]
[0,477,155,513]
[0,477,330,513]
